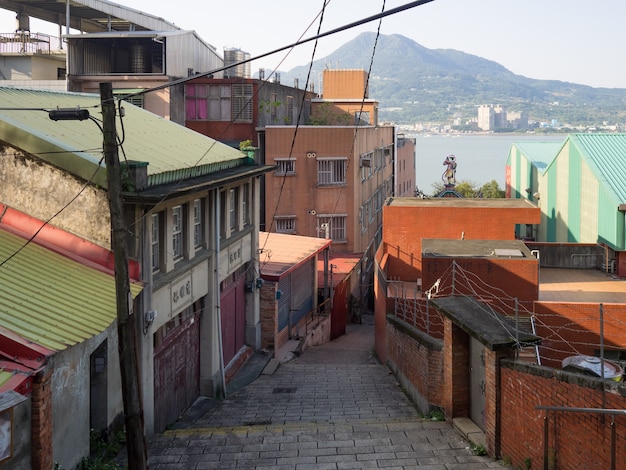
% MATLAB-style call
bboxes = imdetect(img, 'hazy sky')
[1,0,624,88]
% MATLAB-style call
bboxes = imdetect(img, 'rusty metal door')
[469,336,486,431]
[153,314,200,433]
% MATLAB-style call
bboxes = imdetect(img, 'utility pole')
[100,82,148,469]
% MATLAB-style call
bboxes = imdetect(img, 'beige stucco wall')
[0,145,111,248]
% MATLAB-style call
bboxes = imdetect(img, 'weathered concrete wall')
[0,145,111,247]
[50,325,122,469]
[1,397,31,470]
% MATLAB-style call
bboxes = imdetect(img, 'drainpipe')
[214,190,227,398]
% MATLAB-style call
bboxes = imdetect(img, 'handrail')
[536,405,622,470]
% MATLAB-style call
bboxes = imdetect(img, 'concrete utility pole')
[100,82,149,469]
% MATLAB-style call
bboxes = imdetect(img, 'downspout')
[214,190,227,398]
[65,0,70,36]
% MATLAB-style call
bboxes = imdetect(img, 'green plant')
[470,443,486,456]
[524,456,532,469]
[239,139,253,150]
[428,409,445,421]
[81,429,125,469]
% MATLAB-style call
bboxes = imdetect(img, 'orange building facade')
[263,69,397,306]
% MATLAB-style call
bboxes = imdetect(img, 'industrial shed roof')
[509,141,563,174]
[568,133,626,204]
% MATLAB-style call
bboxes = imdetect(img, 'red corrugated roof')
[259,232,332,281]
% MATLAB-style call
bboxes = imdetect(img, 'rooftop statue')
[442,154,457,186]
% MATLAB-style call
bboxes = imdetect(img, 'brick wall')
[385,316,444,412]
[534,302,626,368]
[443,318,469,419]
[422,257,539,302]
[499,361,626,470]
[382,204,539,275]
[260,282,278,349]
[31,369,52,470]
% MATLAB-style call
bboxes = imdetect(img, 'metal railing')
[536,406,626,470]
[0,32,61,54]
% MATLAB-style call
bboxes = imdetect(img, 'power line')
[120,0,436,101]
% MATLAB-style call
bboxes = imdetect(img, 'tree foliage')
[427,179,504,198]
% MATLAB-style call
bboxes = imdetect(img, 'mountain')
[278,32,626,127]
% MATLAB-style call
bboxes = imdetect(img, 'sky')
[1,0,625,89]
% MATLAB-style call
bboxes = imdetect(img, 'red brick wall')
[534,302,626,368]
[260,282,278,349]
[500,361,626,470]
[382,204,539,274]
[31,369,52,470]
[386,317,444,409]
[443,318,469,419]
[422,257,539,302]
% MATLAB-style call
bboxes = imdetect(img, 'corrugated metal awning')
[0,228,142,351]
[0,86,247,190]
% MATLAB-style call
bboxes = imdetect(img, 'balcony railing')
[0,32,61,54]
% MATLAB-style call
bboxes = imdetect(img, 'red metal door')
[331,280,347,340]
[220,275,246,366]
[153,314,200,432]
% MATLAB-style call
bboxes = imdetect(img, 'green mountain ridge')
[278,32,626,128]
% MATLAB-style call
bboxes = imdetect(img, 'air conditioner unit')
[360,157,371,168]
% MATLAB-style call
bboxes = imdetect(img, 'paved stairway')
[147,314,511,469]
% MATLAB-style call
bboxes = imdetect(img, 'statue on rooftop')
[442,154,457,186]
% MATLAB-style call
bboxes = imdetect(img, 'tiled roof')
[0,86,247,190]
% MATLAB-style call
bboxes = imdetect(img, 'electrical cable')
[261,0,330,262]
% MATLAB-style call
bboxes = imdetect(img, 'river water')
[412,133,566,195]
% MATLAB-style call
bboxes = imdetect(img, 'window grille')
[317,215,347,241]
[275,159,295,175]
[275,217,296,234]
[317,158,346,185]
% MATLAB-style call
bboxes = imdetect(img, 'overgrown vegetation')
[470,442,487,456]
[55,430,125,470]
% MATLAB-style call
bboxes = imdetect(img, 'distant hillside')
[277,32,626,127]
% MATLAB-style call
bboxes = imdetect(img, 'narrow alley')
[146,314,511,469]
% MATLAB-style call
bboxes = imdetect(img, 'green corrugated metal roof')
[0,370,12,388]
[0,228,142,351]
[511,141,564,174]
[568,133,626,203]
[0,86,246,189]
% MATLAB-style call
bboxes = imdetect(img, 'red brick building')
[375,196,626,469]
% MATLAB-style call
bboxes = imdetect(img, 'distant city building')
[477,104,528,131]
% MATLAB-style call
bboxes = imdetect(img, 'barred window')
[275,158,295,175]
[317,158,346,185]
[317,215,347,241]
[275,216,296,234]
